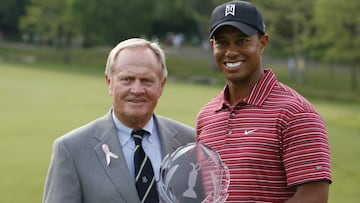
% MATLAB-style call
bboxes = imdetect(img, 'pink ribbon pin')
[102,144,118,166]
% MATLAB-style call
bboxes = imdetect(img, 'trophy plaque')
[158,142,230,203]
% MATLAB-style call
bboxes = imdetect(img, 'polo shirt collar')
[216,69,278,111]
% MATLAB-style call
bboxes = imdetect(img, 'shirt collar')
[215,69,278,111]
[111,111,154,146]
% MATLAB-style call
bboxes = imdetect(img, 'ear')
[105,74,112,95]
[259,34,269,54]
[158,77,167,97]
[210,38,215,47]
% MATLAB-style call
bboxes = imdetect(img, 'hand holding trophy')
[158,142,230,203]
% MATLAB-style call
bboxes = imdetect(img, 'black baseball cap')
[209,0,265,38]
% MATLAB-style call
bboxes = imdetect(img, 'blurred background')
[0,0,359,202]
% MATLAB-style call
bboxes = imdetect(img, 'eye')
[237,38,250,46]
[122,77,133,81]
[141,78,154,85]
[118,76,134,84]
[214,39,228,47]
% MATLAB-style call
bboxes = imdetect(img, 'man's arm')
[43,139,81,203]
[285,181,330,203]
[282,111,331,203]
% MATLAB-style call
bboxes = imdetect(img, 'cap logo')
[225,4,235,16]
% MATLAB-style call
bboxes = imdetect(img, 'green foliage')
[311,0,360,64]
[3,0,360,67]
[250,0,315,58]
[72,0,156,45]
[150,0,218,41]
[0,0,29,38]
[309,0,360,90]
[19,0,73,45]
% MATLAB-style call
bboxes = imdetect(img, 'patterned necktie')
[132,129,159,203]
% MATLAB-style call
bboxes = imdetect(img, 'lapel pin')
[102,144,118,166]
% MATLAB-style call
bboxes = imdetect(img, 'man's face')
[106,46,166,129]
[210,25,268,85]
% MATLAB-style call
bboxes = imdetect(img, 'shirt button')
[231,113,236,117]
[227,130,232,135]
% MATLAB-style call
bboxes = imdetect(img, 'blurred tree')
[72,0,155,46]
[251,0,314,59]
[310,0,359,90]
[152,0,237,43]
[19,0,71,45]
[15,0,359,88]
[20,0,75,62]
[20,0,156,47]
[0,0,29,40]
[152,0,213,42]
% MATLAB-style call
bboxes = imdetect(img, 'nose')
[130,80,145,94]
[225,45,239,59]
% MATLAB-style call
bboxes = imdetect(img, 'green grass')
[313,100,360,202]
[0,63,110,202]
[0,62,359,203]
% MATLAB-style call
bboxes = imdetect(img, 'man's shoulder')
[156,115,192,127]
[199,92,223,112]
[55,113,110,145]
[155,115,194,132]
[270,82,317,113]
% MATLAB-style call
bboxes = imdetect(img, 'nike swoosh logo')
[244,129,257,135]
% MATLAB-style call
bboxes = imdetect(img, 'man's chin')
[127,111,150,119]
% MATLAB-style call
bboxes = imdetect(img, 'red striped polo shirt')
[196,69,331,202]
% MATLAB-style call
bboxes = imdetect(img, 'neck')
[226,70,264,106]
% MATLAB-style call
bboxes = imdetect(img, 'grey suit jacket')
[43,111,195,203]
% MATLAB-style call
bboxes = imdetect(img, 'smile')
[225,61,243,68]
[128,98,147,103]
[129,100,145,103]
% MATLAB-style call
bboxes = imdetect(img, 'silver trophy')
[158,142,230,203]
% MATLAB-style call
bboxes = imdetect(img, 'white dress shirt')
[111,112,163,182]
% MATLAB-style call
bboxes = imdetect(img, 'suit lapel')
[94,112,140,203]
[155,115,183,158]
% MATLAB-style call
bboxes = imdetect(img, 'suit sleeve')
[43,139,82,203]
